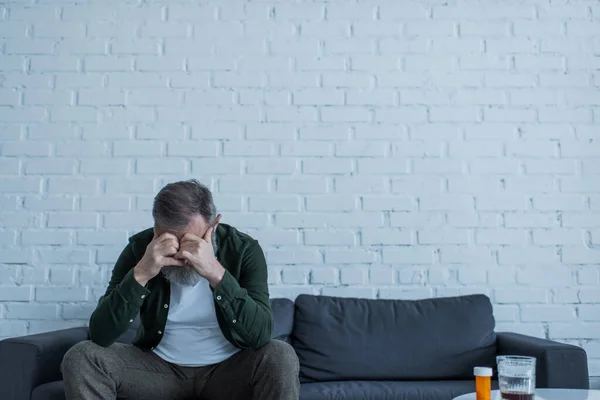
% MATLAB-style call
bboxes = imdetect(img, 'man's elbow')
[249,317,274,350]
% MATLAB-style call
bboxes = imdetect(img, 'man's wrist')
[207,261,226,289]
[133,264,151,287]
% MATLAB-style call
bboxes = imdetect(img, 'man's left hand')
[176,227,225,287]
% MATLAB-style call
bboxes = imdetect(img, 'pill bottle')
[474,366,492,400]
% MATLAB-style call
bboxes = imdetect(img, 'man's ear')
[214,213,222,228]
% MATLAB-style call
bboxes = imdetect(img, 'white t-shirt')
[152,278,240,367]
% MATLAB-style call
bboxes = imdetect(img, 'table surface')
[453,389,600,400]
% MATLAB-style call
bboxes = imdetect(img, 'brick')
[533,229,584,245]
[251,229,298,246]
[25,159,76,175]
[362,229,411,245]
[81,197,130,212]
[281,267,309,284]
[404,55,454,71]
[299,126,349,141]
[303,158,353,174]
[335,141,387,157]
[419,229,469,245]
[22,230,71,245]
[269,40,320,57]
[335,177,387,194]
[310,267,339,284]
[562,248,600,264]
[47,213,96,228]
[5,39,54,55]
[267,249,321,265]
[505,213,556,228]
[362,196,414,211]
[168,4,215,21]
[580,288,600,303]
[520,124,573,139]
[322,287,376,299]
[35,287,87,302]
[379,288,434,300]
[247,158,297,175]
[494,288,549,304]
[525,160,577,175]
[78,231,128,245]
[192,159,241,175]
[78,90,125,106]
[136,159,187,175]
[390,212,444,228]
[356,158,411,174]
[0,107,46,122]
[50,107,97,122]
[103,212,152,229]
[305,230,354,246]
[40,250,90,265]
[219,177,268,193]
[580,305,600,321]
[80,159,130,175]
[539,107,592,123]
[0,287,32,301]
[5,303,58,320]
[24,89,72,105]
[277,177,327,194]
[56,142,109,157]
[550,324,600,340]
[249,196,299,212]
[85,56,133,72]
[355,125,407,140]
[376,72,428,87]
[211,195,243,212]
[498,247,558,264]
[518,267,573,286]
[562,213,600,228]
[48,178,99,195]
[561,140,600,158]
[113,141,162,157]
[108,73,166,88]
[476,195,528,211]
[439,246,492,264]
[325,212,384,228]
[326,3,374,19]
[2,141,50,157]
[340,268,368,284]
[325,249,376,264]
[576,125,600,140]
[62,304,96,320]
[322,107,371,122]
[459,55,510,70]
[470,159,520,174]
[533,195,586,211]
[448,177,501,194]
[0,321,27,337]
[382,247,435,264]
[421,195,473,211]
[577,267,599,285]
[219,213,268,229]
[306,196,356,212]
[430,107,480,122]
[475,229,526,245]
[493,305,519,322]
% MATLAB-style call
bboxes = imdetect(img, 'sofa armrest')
[0,326,89,400]
[496,332,589,390]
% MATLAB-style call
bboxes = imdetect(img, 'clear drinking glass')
[496,356,536,400]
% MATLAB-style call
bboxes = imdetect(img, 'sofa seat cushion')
[32,381,65,400]
[300,380,498,400]
[292,294,497,382]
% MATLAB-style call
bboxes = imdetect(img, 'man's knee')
[259,340,299,373]
[61,340,101,375]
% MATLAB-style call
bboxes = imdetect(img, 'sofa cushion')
[300,380,498,400]
[32,381,65,400]
[271,298,295,343]
[292,294,497,382]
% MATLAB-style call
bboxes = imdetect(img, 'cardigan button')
[164,304,168,308]
[216,296,222,300]
[158,331,162,334]
[232,319,236,324]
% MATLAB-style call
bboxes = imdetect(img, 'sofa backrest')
[291,293,497,383]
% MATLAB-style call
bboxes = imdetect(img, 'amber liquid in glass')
[500,392,534,400]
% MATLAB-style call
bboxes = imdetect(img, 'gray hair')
[152,179,217,230]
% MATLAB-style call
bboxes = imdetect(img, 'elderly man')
[61,179,300,400]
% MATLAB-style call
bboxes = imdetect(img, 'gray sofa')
[0,294,590,400]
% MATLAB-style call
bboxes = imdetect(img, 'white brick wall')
[0,0,599,378]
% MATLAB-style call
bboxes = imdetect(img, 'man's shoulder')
[128,227,154,244]
[217,223,258,250]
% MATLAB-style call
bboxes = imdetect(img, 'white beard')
[160,234,219,287]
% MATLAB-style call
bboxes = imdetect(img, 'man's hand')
[176,227,225,287]
[133,233,185,286]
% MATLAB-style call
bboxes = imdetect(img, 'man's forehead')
[154,216,208,239]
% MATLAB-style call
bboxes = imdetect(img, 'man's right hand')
[133,233,184,286]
